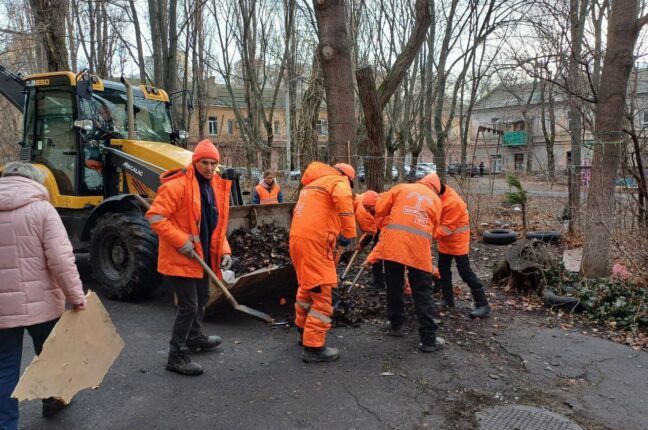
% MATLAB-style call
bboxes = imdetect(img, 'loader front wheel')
[89,212,161,300]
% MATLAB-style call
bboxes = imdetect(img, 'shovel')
[341,234,367,280]
[192,251,274,323]
[132,195,274,324]
[346,265,366,294]
[334,244,346,265]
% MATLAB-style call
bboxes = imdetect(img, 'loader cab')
[21,73,178,200]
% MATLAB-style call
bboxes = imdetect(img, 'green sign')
[503,131,528,146]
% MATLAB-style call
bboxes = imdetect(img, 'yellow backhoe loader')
[0,66,294,303]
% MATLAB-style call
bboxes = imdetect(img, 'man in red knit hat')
[146,139,233,375]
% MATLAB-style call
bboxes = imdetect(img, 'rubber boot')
[186,334,222,352]
[469,287,490,319]
[42,398,67,418]
[419,336,446,353]
[166,349,204,375]
[302,346,340,363]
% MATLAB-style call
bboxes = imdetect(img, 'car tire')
[90,212,162,300]
[482,229,517,245]
[525,231,562,244]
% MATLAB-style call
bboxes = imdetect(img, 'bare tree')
[29,0,69,71]
[313,0,356,164]
[582,0,648,277]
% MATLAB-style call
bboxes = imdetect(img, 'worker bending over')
[146,139,232,376]
[290,162,356,363]
[367,173,444,352]
[252,170,283,204]
[353,190,385,289]
[429,173,490,318]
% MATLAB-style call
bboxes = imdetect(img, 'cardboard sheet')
[12,292,124,404]
[562,248,583,273]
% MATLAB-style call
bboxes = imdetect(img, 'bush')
[542,264,648,331]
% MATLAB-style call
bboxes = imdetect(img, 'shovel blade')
[235,304,274,323]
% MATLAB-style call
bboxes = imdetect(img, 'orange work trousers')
[294,284,334,348]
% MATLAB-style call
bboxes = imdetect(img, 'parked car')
[290,170,301,180]
[357,165,399,182]
[446,163,478,177]
[418,163,437,173]
[404,165,431,180]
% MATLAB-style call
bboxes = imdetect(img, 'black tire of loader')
[89,212,161,300]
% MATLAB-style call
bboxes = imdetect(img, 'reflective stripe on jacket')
[367,183,441,273]
[434,185,470,255]
[290,162,356,289]
[146,164,231,279]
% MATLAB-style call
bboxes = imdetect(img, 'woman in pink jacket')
[0,162,86,430]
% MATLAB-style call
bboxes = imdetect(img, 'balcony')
[503,131,528,146]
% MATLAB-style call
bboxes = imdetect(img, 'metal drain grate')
[477,405,585,430]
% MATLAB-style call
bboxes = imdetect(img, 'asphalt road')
[17,262,648,430]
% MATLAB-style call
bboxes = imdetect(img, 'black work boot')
[42,398,67,418]
[166,349,204,376]
[302,346,340,363]
[186,334,222,352]
[437,299,455,309]
[388,322,406,337]
[469,287,490,319]
[419,337,446,353]
[469,305,491,319]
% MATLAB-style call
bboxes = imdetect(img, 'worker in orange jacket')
[429,173,490,318]
[252,170,283,204]
[290,162,356,363]
[146,139,232,376]
[354,190,385,289]
[367,173,444,352]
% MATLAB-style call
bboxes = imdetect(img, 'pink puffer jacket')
[0,176,86,329]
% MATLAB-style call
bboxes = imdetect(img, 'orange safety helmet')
[333,163,356,180]
[419,172,441,194]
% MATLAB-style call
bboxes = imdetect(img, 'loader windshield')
[79,88,173,143]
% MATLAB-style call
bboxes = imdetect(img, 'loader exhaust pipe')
[120,76,136,140]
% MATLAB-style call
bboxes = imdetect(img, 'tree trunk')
[313,0,356,165]
[540,80,556,181]
[129,0,147,84]
[30,0,70,71]
[356,66,385,192]
[567,0,587,234]
[582,0,642,277]
[296,52,324,170]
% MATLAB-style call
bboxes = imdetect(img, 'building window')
[208,117,218,135]
[317,119,328,135]
[274,121,280,135]
[642,111,648,128]
[227,119,234,135]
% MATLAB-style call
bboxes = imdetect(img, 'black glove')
[359,234,373,248]
[337,235,353,247]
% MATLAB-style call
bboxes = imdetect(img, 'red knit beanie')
[362,190,379,207]
[192,139,220,162]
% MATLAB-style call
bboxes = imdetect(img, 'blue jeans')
[0,319,58,430]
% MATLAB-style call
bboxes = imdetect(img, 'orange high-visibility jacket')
[289,162,356,289]
[255,182,281,204]
[354,193,378,235]
[367,183,442,273]
[146,164,231,279]
[435,185,471,255]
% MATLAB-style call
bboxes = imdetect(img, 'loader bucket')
[206,202,297,313]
